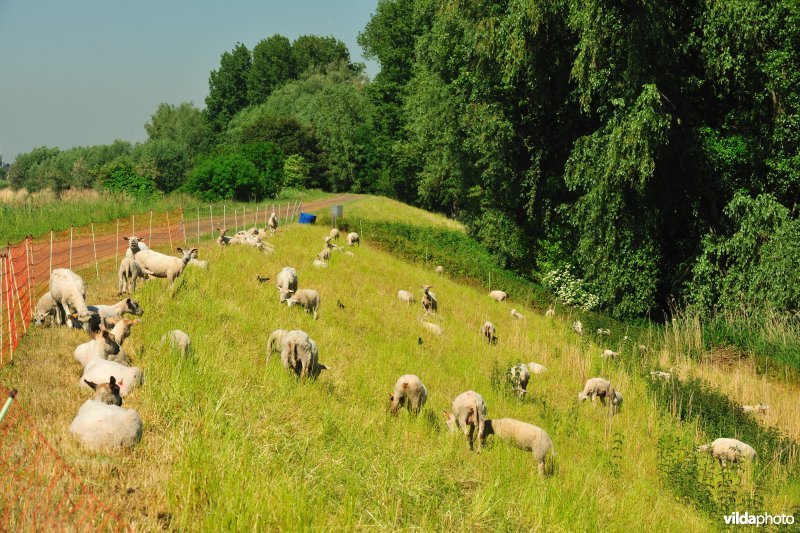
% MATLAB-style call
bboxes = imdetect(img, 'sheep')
[420,319,443,336]
[347,232,360,246]
[187,248,208,269]
[74,329,126,367]
[344,251,355,257]
[87,298,144,320]
[572,320,583,335]
[286,289,321,320]
[388,375,428,415]
[601,349,619,359]
[481,418,554,476]
[421,285,438,313]
[161,330,191,357]
[509,364,530,397]
[481,321,497,344]
[70,376,143,450]
[650,371,673,381]
[312,259,329,269]
[545,307,555,317]
[216,228,235,245]
[318,247,331,262]
[526,362,548,374]
[742,403,770,415]
[397,290,416,303]
[123,236,149,259]
[697,438,757,467]
[276,267,298,303]
[596,328,611,336]
[266,329,289,363]
[510,308,525,319]
[578,378,622,413]
[34,292,59,326]
[330,228,340,241]
[49,268,92,326]
[489,290,508,302]
[444,391,487,452]
[435,265,444,275]
[81,358,143,397]
[133,247,195,287]
[268,212,279,236]
[280,330,328,379]
[118,256,145,294]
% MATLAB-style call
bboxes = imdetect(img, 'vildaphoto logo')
[723,512,795,527]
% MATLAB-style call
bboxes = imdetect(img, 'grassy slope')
[3,197,795,530]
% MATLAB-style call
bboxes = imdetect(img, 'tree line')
[7,1,799,318]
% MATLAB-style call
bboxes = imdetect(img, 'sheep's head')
[125,298,144,316]
[176,248,196,265]
[85,376,122,406]
[123,236,143,254]
[95,329,120,356]
[577,392,588,402]
[443,410,458,432]
[34,310,49,326]
[696,444,711,454]
[279,288,295,304]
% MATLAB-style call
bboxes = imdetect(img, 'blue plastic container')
[298,213,317,224]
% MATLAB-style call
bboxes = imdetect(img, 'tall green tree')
[144,102,210,158]
[291,35,352,75]
[247,35,294,105]
[205,43,252,136]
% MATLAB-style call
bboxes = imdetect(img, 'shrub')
[543,266,600,311]
[283,154,310,189]
[186,154,261,202]
[98,158,157,198]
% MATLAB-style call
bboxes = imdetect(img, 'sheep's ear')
[319,364,329,371]
[190,248,198,254]
[84,379,97,390]
[132,319,140,325]
[176,247,183,253]
[105,317,119,325]
[109,376,117,386]
[442,409,449,419]
[388,393,393,399]
[126,298,132,304]
[123,236,129,241]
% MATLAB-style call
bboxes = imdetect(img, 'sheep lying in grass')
[216,228,235,245]
[50,268,92,327]
[509,364,530,397]
[527,362,548,374]
[268,212,278,236]
[481,321,497,344]
[280,330,328,379]
[266,329,289,362]
[347,232,360,246]
[34,292,59,326]
[161,330,191,357]
[276,267,298,303]
[697,438,757,467]
[397,290,416,303]
[489,290,508,302]
[70,376,143,450]
[435,265,444,275]
[81,358,143,397]
[87,298,144,320]
[421,285,438,313]
[133,247,194,288]
[187,249,208,269]
[388,375,428,415]
[74,329,125,367]
[577,378,622,414]
[545,307,555,317]
[330,228,340,241]
[572,320,583,335]
[420,319,443,336]
[481,418,554,476]
[312,259,329,269]
[742,403,770,415]
[286,289,321,320]
[444,391,487,452]
[510,308,525,319]
[118,256,145,294]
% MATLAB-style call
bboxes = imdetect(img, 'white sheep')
[87,298,144,320]
[216,228,236,245]
[601,349,619,359]
[347,232,360,246]
[34,292,59,326]
[481,321,497,344]
[81,358,143,397]
[397,290,416,303]
[444,391,487,452]
[572,320,583,335]
[650,370,672,381]
[421,285,438,313]
[435,265,444,275]
[268,212,279,236]
[741,403,770,415]
[596,328,611,336]
[697,438,757,467]
[117,256,145,294]
[70,377,142,450]
[280,330,328,379]
[388,375,428,415]
[420,319,443,336]
[481,418,554,476]
[510,308,525,319]
[489,290,508,302]
[266,329,289,363]
[312,259,329,269]
[161,330,191,357]
[74,329,126,367]
[49,268,92,326]
[133,247,195,287]
[509,364,530,397]
[578,378,622,413]
[123,236,149,259]
[286,289,321,320]
[330,228,340,241]
[187,248,208,269]
[318,247,331,262]
[545,307,555,317]
[526,362,548,374]
[276,267,298,303]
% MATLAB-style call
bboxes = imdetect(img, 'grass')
[1,196,798,530]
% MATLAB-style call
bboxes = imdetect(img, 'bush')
[186,154,261,202]
[543,266,600,311]
[99,158,157,198]
[237,142,285,198]
[283,154,310,189]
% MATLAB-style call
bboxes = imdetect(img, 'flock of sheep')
[30,211,760,475]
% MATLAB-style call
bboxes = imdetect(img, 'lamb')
[34,292,59,326]
[489,290,508,302]
[266,329,289,363]
[87,298,144,320]
[421,285,438,313]
[527,362,548,374]
[70,377,143,450]
[330,228,340,241]
[742,403,770,415]
[286,289,321,320]
[133,247,195,287]
[420,319,443,336]
[650,371,673,381]
[279,330,328,379]
[347,232,360,246]
[161,330,191,357]
[601,349,619,359]
[187,248,208,269]
[123,236,149,259]
[509,364,530,397]
[435,265,444,275]
[74,329,126,367]
[481,418,554,476]
[388,375,428,415]
[545,307,555,317]
[481,321,497,344]
[268,212,279,236]
[510,308,525,319]
[318,247,331,261]
[444,391,487,452]
[276,267,298,303]
[49,268,92,326]
[578,378,622,413]
[312,259,329,269]
[397,290,416,303]
[697,438,757,467]
[117,256,145,294]
[81,358,143,397]
[572,320,583,335]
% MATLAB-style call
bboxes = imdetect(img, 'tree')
[205,43,252,136]
[291,35,351,75]
[248,35,294,105]
[237,142,285,198]
[144,102,210,158]
[186,154,261,202]
[133,139,190,192]
[6,146,60,190]
[98,158,157,198]
[283,154,310,188]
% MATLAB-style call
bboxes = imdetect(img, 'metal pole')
[25,237,33,312]
[0,255,4,365]
[69,225,73,270]
[115,219,119,269]
[0,390,17,425]
[197,206,200,243]
[149,210,153,243]
[91,223,100,280]
[210,205,214,234]
[255,205,259,228]
[5,256,12,362]
[49,230,53,276]
[166,211,173,250]
[132,214,135,235]
[243,206,246,229]
[224,205,226,230]
[9,254,27,333]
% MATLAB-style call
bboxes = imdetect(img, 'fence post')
[25,237,33,311]
[223,205,226,230]
[49,229,53,276]
[0,389,16,425]
[180,208,186,244]
[234,209,238,233]
[149,211,153,244]
[5,255,13,363]
[197,207,200,244]
[69,225,73,270]
[243,206,246,230]
[132,214,135,235]
[286,201,290,225]
[255,205,259,228]
[9,253,27,334]
[166,211,173,251]
[0,254,4,365]
[91,223,100,280]
[115,219,119,271]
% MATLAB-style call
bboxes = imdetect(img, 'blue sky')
[0,0,380,162]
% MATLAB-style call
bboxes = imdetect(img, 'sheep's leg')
[538,460,545,477]
[60,302,71,326]
[313,307,318,320]
[464,424,474,450]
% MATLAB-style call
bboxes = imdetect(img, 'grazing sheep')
[526,362,548,375]
[70,377,143,450]
[509,364,530,397]
[123,236,149,259]
[81,358,143,397]
[266,329,289,363]
[697,438,757,467]
[268,212,279,236]
[650,371,672,381]
[87,298,144,320]
[276,267,298,303]
[489,290,508,302]
[421,285,438,313]
[347,232,360,246]
[34,292,59,326]
[318,247,331,261]
[133,247,194,288]
[481,418,554,476]
[388,375,428,415]
[444,391,487,452]
[312,259,329,269]
[280,330,328,379]
[481,321,497,344]
[637,344,650,353]
[601,349,619,359]
[49,268,92,326]
[187,249,208,269]
[435,265,444,275]
[610,390,623,413]
[286,289,321,320]
[330,228,340,241]
[74,329,125,367]
[572,320,583,335]
[577,377,613,404]
[742,403,770,415]
[161,330,191,357]
[118,256,145,294]
[420,319,443,336]
[397,290,416,303]
[510,308,525,319]
[545,307,555,317]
